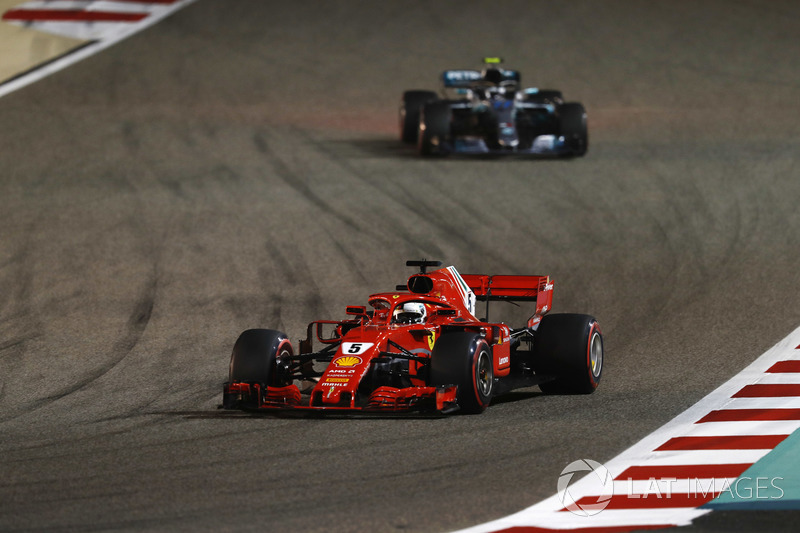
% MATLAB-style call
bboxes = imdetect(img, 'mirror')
[346,306,367,316]
[315,322,341,343]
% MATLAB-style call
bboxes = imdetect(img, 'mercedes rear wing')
[442,69,521,88]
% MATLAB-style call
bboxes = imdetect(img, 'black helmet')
[482,67,503,85]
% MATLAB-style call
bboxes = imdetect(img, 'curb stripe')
[767,361,800,373]
[655,435,789,451]
[617,464,752,480]
[3,9,148,22]
[640,450,769,465]
[682,420,800,436]
[491,526,674,533]
[733,384,800,397]
[31,0,179,3]
[568,493,719,510]
[724,397,800,409]
[697,408,800,422]
[83,0,178,3]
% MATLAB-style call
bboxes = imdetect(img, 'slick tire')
[228,329,293,407]
[418,101,452,157]
[534,314,602,394]
[400,90,438,144]
[558,103,588,156]
[430,332,493,414]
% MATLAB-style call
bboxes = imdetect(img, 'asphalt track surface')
[1,1,799,532]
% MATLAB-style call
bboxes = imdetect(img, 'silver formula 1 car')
[400,58,587,157]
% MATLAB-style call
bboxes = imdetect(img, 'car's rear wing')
[461,274,553,318]
[442,70,482,88]
[442,69,520,88]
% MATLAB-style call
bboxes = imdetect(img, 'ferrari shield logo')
[427,331,436,350]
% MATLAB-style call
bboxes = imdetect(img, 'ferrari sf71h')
[400,58,588,157]
[222,261,603,415]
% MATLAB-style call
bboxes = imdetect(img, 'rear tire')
[558,103,588,156]
[534,314,602,394]
[228,329,293,407]
[430,332,493,413]
[400,90,438,144]
[418,101,452,157]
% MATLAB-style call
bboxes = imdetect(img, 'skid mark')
[321,225,369,285]
[31,267,158,409]
[0,225,44,418]
[304,131,518,271]
[253,130,367,235]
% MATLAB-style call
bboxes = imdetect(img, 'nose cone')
[315,346,374,406]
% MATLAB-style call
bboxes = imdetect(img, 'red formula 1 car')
[222,261,603,415]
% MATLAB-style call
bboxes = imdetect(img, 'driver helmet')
[482,67,503,85]
[393,302,427,324]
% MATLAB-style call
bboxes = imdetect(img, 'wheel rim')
[476,349,493,397]
[589,331,603,378]
[273,345,293,386]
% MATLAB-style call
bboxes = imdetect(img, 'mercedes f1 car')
[399,58,588,157]
[222,261,603,415]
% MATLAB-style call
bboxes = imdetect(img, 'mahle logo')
[557,459,614,516]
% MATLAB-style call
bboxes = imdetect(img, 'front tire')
[534,314,602,394]
[558,103,588,156]
[227,329,293,407]
[400,90,438,144]
[430,332,493,413]
[418,101,452,157]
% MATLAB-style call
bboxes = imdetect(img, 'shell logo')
[333,356,362,367]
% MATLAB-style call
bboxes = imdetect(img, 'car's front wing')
[451,135,574,155]
[222,382,460,415]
